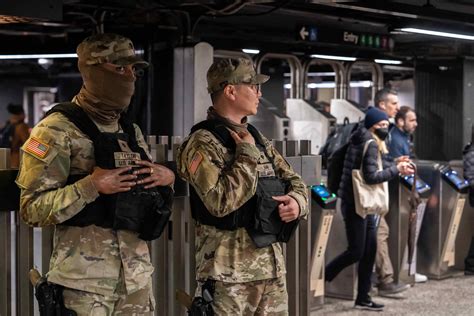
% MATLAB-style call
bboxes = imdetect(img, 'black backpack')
[0,121,15,148]
[323,122,359,193]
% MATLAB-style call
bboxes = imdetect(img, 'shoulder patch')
[189,151,203,175]
[24,137,50,159]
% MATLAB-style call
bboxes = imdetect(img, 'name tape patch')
[114,151,141,167]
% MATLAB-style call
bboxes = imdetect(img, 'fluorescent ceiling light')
[284,81,372,89]
[0,53,77,60]
[284,72,336,77]
[400,28,474,41]
[310,54,356,61]
[375,59,402,65]
[37,58,51,65]
[242,49,260,54]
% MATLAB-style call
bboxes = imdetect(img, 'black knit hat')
[7,103,24,115]
[364,107,389,129]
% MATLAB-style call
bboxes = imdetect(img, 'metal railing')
[0,138,322,316]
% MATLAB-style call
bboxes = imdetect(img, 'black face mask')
[374,128,389,140]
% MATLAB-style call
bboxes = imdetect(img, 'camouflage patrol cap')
[76,33,149,67]
[207,58,269,94]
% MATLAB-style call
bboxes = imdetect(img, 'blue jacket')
[388,126,412,159]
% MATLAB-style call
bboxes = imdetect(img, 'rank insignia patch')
[25,137,50,159]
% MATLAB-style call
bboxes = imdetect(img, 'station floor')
[311,271,474,315]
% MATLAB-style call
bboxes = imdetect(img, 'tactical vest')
[45,103,173,241]
[189,119,299,248]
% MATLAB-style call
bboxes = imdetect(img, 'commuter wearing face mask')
[372,89,414,295]
[325,107,414,311]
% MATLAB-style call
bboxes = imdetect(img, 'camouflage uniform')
[177,58,308,315]
[16,34,155,315]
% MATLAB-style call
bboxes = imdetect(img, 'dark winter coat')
[338,125,399,213]
[463,144,474,206]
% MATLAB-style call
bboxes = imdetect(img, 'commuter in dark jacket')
[463,140,474,273]
[325,107,414,311]
[464,143,474,199]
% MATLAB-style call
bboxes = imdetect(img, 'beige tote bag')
[352,139,389,218]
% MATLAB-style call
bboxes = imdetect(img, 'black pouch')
[114,172,174,240]
[253,178,286,234]
[247,177,300,248]
[138,186,174,241]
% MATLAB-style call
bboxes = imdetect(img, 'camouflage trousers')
[197,276,288,316]
[63,280,155,316]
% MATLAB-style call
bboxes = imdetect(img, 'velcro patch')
[24,137,50,159]
[114,151,141,167]
[188,151,203,175]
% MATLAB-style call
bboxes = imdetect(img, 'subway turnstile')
[417,161,469,279]
[324,198,357,300]
[309,184,336,310]
[387,173,431,286]
[449,160,474,272]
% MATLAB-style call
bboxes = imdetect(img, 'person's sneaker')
[354,299,384,311]
[378,281,410,295]
[415,273,428,283]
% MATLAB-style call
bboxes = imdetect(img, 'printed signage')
[298,26,392,50]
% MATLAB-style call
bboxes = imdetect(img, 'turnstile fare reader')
[387,173,431,286]
[309,184,336,310]
[417,162,469,279]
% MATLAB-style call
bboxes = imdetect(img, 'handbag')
[352,139,389,218]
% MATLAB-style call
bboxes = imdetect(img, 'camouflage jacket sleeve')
[177,129,261,217]
[133,123,152,161]
[262,134,309,217]
[16,113,99,227]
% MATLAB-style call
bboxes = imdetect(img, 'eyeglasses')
[240,83,260,93]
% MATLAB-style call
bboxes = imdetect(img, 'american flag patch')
[188,151,203,175]
[25,137,50,159]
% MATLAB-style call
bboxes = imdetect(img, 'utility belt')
[190,177,299,248]
[61,170,173,241]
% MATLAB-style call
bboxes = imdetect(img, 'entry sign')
[299,26,318,41]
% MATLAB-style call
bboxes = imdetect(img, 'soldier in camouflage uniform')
[177,58,308,315]
[16,33,175,315]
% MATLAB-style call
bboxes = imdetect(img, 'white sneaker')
[415,273,428,283]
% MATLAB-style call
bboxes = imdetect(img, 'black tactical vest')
[189,119,299,248]
[45,103,173,241]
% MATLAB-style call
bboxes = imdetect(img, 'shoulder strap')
[190,119,265,150]
[360,139,375,171]
[45,102,101,142]
[45,103,142,153]
[118,115,142,153]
